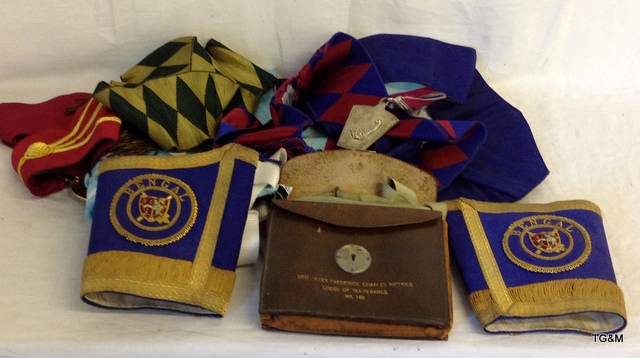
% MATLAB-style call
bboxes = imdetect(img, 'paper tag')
[336,100,399,151]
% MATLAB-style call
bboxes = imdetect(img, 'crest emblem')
[138,193,172,224]
[110,174,198,246]
[502,215,591,273]
[529,230,565,255]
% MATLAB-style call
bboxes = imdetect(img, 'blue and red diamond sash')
[215,32,549,202]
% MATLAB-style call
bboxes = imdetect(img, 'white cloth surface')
[238,148,287,266]
[0,1,638,357]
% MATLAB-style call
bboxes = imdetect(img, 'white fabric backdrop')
[0,1,638,357]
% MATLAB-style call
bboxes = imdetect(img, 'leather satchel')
[259,199,452,339]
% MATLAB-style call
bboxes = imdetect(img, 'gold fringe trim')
[81,250,236,315]
[469,278,627,330]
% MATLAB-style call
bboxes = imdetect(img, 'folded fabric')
[0,92,92,148]
[81,143,258,315]
[215,32,549,202]
[9,97,121,196]
[93,36,277,151]
[447,198,627,334]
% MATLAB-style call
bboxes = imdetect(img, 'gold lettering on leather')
[295,273,414,301]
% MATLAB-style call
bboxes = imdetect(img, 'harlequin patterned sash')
[93,37,276,152]
[215,32,549,202]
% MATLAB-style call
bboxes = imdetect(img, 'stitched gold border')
[458,199,513,314]
[447,198,602,216]
[468,278,627,333]
[81,250,235,314]
[98,143,258,173]
[188,144,238,303]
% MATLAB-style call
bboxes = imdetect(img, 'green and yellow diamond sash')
[93,37,276,151]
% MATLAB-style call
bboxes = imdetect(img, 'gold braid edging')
[469,278,626,331]
[81,250,236,315]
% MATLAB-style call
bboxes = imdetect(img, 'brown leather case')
[259,199,452,339]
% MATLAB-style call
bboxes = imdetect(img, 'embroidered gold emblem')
[110,174,198,246]
[502,215,591,273]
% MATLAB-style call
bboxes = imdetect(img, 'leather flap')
[272,199,441,228]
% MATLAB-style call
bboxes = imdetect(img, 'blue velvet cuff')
[81,143,258,315]
[447,198,626,334]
